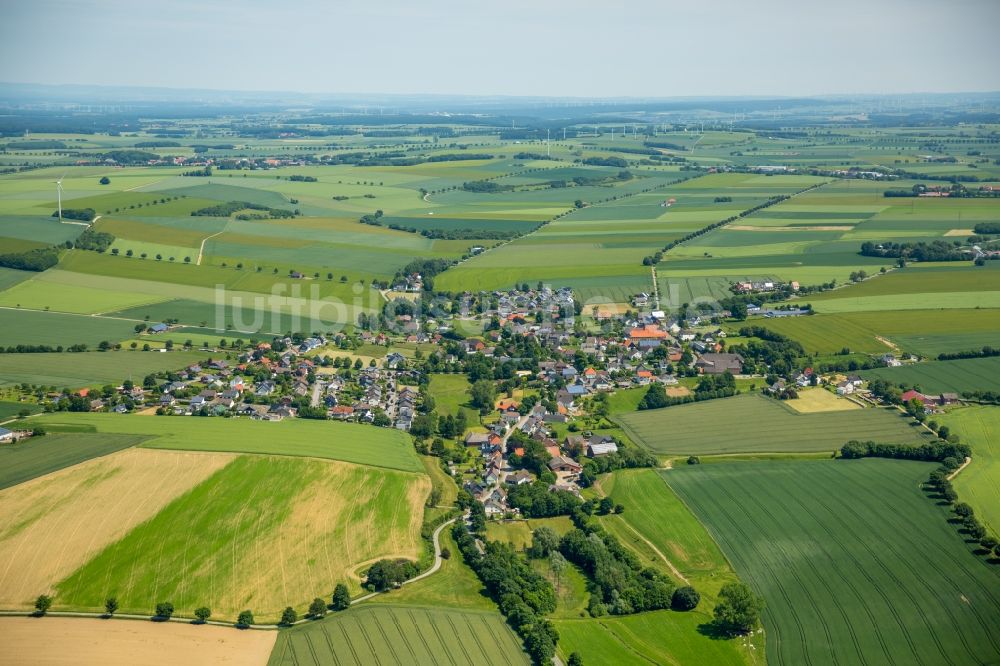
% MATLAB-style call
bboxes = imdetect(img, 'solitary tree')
[155,602,174,620]
[672,586,700,611]
[194,607,212,624]
[332,583,351,611]
[236,610,254,628]
[568,653,585,666]
[713,583,763,635]
[34,595,52,615]
[308,597,327,618]
[104,597,119,616]
[280,606,298,626]
[99,176,110,185]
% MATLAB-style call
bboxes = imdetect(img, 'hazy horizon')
[2,0,999,99]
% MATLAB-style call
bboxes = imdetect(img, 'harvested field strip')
[0,448,234,609]
[267,604,530,666]
[0,617,276,666]
[666,460,1000,666]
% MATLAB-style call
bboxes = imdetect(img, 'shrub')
[155,602,174,619]
[194,607,211,623]
[308,598,327,618]
[280,606,298,626]
[236,610,254,628]
[34,595,52,615]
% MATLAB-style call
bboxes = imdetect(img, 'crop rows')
[665,459,1000,666]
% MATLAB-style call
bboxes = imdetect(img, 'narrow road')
[196,227,227,266]
[309,381,323,408]
[947,456,972,481]
[650,265,660,310]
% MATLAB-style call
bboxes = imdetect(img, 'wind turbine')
[55,174,65,221]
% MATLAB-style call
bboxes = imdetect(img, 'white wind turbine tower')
[55,174,65,221]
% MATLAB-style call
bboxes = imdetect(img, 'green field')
[938,406,1000,536]
[757,309,1000,356]
[597,469,740,598]
[860,356,1000,394]
[617,393,930,456]
[666,459,1000,666]
[0,400,41,421]
[0,350,208,388]
[0,432,146,490]
[0,309,137,349]
[55,455,428,621]
[555,610,755,666]
[36,412,423,472]
[268,604,529,665]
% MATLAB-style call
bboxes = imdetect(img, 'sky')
[2,0,999,98]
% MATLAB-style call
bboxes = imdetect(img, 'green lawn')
[427,373,478,423]
[268,604,530,666]
[0,432,146,490]
[616,393,930,456]
[36,413,423,472]
[938,406,1000,537]
[0,350,208,388]
[666,459,1000,666]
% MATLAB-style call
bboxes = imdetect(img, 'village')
[6,277,962,523]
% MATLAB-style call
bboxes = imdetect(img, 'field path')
[196,221,230,266]
[616,517,690,585]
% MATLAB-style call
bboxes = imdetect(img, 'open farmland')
[666,459,1000,666]
[55,455,428,622]
[36,413,423,472]
[267,605,529,666]
[937,406,1000,536]
[756,309,1000,356]
[597,469,741,595]
[0,617,276,666]
[0,448,234,610]
[0,308,137,349]
[860,356,1000,394]
[616,393,930,456]
[0,350,208,388]
[0,432,146,490]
